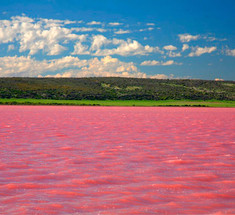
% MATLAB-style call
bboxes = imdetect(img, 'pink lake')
[0,106,234,214]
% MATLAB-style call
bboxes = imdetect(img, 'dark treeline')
[0,77,234,100]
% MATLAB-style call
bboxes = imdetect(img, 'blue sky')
[0,0,234,80]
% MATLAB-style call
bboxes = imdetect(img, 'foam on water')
[0,106,234,214]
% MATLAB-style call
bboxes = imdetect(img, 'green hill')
[0,77,234,101]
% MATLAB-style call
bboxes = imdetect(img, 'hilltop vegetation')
[0,77,234,101]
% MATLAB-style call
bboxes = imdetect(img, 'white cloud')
[109,22,122,26]
[96,28,107,33]
[66,56,144,78]
[168,52,181,57]
[64,20,77,25]
[182,44,189,52]
[203,36,227,42]
[47,44,67,55]
[114,29,131,34]
[189,46,217,57]
[0,15,81,55]
[71,42,90,55]
[0,55,87,76]
[0,15,164,58]
[140,60,160,66]
[90,35,111,51]
[91,37,161,56]
[225,48,235,57]
[2,15,222,62]
[0,55,148,78]
[141,60,181,66]
[150,74,174,79]
[139,27,154,32]
[204,36,216,42]
[0,19,19,43]
[163,45,177,51]
[72,27,107,32]
[70,34,162,56]
[0,55,182,79]
[146,23,155,26]
[178,34,200,42]
[162,60,177,66]
[38,18,64,28]
[87,21,102,25]
[163,45,181,57]
[179,34,226,43]
[162,60,181,66]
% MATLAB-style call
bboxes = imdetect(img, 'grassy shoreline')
[0,98,234,107]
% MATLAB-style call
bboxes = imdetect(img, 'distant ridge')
[0,77,234,101]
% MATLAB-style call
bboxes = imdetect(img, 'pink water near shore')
[0,106,234,214]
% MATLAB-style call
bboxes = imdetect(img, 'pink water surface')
[0,106,234,214]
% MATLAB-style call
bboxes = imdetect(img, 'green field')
[0,98,234,107]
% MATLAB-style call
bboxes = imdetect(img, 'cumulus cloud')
[91,37,161,56]
[71,42,90,55]
[0,15,164,58]
[140,60,181,66]
[189,46,217,57]
[0,55,148,78]
[90,35,111,51]
[0,53,182,79]
[0,15,81,55]
[70,34,90,55]
[163,45,177,51]
[69,34,162,56]
[225,48,235,57]
[47,44,67,55]
[182,44,189,52]
[0,54,179,79]
[178,34,200,42]
[60,56,145,78]
[0,55,87,76]
[162,45,181,57]
[0,14,223,76]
